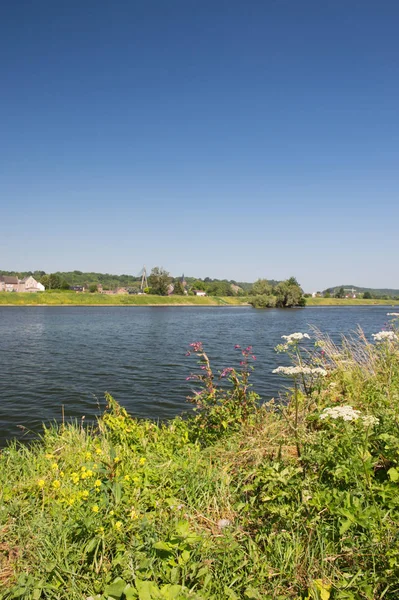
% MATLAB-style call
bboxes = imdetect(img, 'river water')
[0,305,394,446]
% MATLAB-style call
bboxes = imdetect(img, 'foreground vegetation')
[2,318,399,598]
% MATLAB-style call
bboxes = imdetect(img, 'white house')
[193,290,207,296]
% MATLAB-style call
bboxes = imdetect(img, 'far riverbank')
[1,291,399,307]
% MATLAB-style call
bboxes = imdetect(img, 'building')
[0,276,19,292]
[193,290,207,296]
[0,275,45,292]
[18,276,45,293]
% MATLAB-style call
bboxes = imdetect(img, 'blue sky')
[1,0,398,291]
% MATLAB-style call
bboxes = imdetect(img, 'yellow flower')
[114,456,121,464]
[37,479,45,488]
[52,480,61,489]
[97,526,104,534]
[85,451,92,460]
[51,462,59,470]
[114,521,122,530]
[81,490,89,499]
[130,509,138,520]
[60,471,65,478]
[71,473,80,484]
[94,479,102,488]
[45,453,54,460]
[95,448,102,455]
[67,497,75,506]
[124,475,130,482]
[92,505,99,513]
[85,469,94,478]
[139,457,146,465]
[109,510,115,516]
[93,463,98,470]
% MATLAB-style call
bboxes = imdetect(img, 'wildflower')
[95,448,102,455]
[272,366,327,376]
[81,490,89,499]
[94,479,102,488]
[109,510,115,516]
[234,344,241,349]
[85,452,92,460]
[220,367,234,378]
[362,415,380,427]
[372,331,397,342]
[52,480,61,489]
[114,521,123,530]
[51,462,59,470]
[387,313,399,316]
[217,519,231,529]
[139,457,146,465]
[185,351,191,356]
[114,457,121,464]
[281,332,310,343]
[189,342,203,352]
[130,509,138,520]
[45,453,54,460]
[124,475,130,482]
[92,505,99,513]
[97,526,104,534]
[37,479,45,488]
[71,472,80,484]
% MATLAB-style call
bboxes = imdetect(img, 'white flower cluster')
[372,331,397,342]
[387,313,399,317]
[320,405,379,426]
[272,366,327,376]
[281,332,310,344]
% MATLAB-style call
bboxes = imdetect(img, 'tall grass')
[2,320,399,598]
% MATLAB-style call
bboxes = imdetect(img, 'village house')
[0,275,45,292]
[193,290,207,296]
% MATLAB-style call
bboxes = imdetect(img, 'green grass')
[2,324,399,598]
[306,297,399,306]
[0,292,250,307]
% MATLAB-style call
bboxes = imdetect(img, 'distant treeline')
[323,285,399,300]
[0,269,255,295]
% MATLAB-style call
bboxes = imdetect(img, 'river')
[0,305,393,446]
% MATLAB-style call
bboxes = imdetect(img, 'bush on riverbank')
[2,318,399,599]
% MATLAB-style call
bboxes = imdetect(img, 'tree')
[335,287,345,299]
[148,267,172,296]
[250,279,272,296]
[88,283,98,293]
[363,291,372,299]
[173,280,185,295]
[274,279,305,308]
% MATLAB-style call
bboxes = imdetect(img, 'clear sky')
[1,0,398,291]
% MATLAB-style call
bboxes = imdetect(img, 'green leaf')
[388,467,399,482]
[104,578,127,599]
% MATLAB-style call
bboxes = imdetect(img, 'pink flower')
[252,355,256,360]
[185,351,191,356]
[190,342,203,352]
[234,345,241,349]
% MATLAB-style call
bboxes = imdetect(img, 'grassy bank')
[306,297,399,306]
[0,292,248,307]
[2,323,399,599]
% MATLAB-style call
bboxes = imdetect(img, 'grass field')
[306,297,399,306]
[0,292,249,306]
